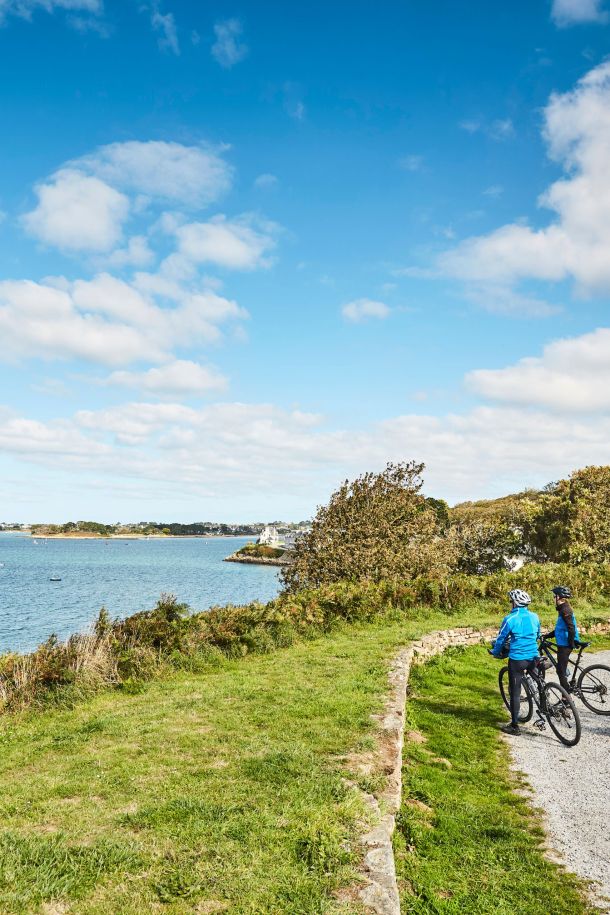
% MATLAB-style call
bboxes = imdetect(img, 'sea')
[0,533,282,654]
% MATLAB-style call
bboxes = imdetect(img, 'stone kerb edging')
[353,626,496,915]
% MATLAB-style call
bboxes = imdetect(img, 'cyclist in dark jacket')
[543,586,579,692]
[491,589,541,736]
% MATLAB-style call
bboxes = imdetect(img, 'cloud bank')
[441,62,610,313]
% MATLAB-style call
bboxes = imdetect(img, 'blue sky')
[1,0,610,522]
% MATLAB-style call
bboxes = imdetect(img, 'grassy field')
[0,609,488,915]
[395,644,599,914]
[0,605,607,914]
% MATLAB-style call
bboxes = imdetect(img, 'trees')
[528,465,610,564]
[281,462,455,592]
[450,520,522,574]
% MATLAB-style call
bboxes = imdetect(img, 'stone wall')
[351,626,496,915]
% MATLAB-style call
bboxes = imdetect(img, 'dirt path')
[508,649,610,913]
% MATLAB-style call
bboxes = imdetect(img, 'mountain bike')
[537,637,610,715]
[498,657,581,746]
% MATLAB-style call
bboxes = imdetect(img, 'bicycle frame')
[538,639,587,690]
[522,665,548,718]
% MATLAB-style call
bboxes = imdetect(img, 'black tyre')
[577,664,610,715]
[543,682,581,747]
[499,666,533,723]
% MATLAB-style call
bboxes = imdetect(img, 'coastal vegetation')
[284,462,610,591]
[235,542,286,560]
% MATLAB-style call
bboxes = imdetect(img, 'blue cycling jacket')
[492,606,541,661]
[555,602,579,648]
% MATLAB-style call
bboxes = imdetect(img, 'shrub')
[450,520,522,574]
[282,462,456,592]
[527,465,610,564]
[238,543,285,559]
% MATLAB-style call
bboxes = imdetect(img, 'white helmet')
[508,588,532,606]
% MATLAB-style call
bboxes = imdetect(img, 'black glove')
[568,640,575,651]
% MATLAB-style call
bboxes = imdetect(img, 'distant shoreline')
[29,533,253,541]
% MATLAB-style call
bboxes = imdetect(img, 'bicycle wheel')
[543,682,581,747]
[577,664,610,715]
[499,666,533,723]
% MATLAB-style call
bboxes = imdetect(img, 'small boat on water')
[50,576,62,582]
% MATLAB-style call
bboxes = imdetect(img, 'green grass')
[1,612,468,915]
[395,645,594,914]
[0,604,605,914]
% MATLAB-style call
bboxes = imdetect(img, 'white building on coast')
[258,525,309,550]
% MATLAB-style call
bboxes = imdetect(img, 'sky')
[1,0,610,522]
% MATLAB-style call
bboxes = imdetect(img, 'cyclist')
[490,589,541,736]
[543,586,580,693]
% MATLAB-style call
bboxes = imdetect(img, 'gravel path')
[507,650,610,913]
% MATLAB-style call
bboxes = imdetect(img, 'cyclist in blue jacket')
[543,586,579,693]
[491,589,541,736]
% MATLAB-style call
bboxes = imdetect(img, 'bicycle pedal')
[533,718,546,730]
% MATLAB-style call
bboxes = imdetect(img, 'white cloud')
[459,118,514,140]
[21,141,233,257]
[211,18,247,68]
[168,214,278,272]
[22,169,129,253]
[442,63,610,304]
[0,413,110,460]
[483,184,504,198]
[399,155,424,172]
[288,100,305,121]
[281,82,306,121]
[0,274,247,366]
[151,2,179,54]
[107,360,227,397]
[467,326,610,411]
[459,119,481,134]
[392,266,439,279]
[254,173,278,190]
[489,118,514,140]
[464,284,560,317]
[3,394,610,506]
[0,0,101,23]
[342,298,391,323]
[551,0,608,26]
[77,140,233,208]
[99,235,155,269]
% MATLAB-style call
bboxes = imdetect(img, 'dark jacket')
[548,599,579,649]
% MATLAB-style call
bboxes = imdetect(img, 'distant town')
[0,521,311,542]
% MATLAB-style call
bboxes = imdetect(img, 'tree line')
[282,462,610,591]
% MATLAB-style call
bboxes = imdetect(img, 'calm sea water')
[0,533,281,653]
